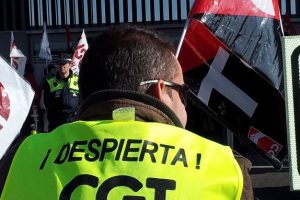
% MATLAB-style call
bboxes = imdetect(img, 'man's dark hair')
[79,25,177,101]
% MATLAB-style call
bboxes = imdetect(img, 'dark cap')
[57,53,72,65]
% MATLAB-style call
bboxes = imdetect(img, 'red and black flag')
[177,0,286,167]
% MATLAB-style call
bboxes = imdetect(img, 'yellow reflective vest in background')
[1,120,243,200]
[46,75,79,93]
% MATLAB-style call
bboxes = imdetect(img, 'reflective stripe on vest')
[1,121,243,200]
[46,75,79,93]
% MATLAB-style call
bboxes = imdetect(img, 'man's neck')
[59,71,70,79]
[78,90,184,128]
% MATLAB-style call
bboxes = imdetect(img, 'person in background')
[0,25,252,199]
[43,53,79,131]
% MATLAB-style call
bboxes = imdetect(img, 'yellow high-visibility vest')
[1,120,243,200]
[46,75,79,93]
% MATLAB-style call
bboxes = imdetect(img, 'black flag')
[177,0,286,168]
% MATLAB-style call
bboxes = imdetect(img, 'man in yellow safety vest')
[0,25,253,200]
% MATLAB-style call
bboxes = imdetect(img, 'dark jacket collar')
[55,69,74,81]
[78,90,183,128]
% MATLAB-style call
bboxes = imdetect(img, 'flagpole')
[10,31,13,66]
[279,7,285,36]
[176,19,190,58]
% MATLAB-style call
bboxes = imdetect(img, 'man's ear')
[145,80,166,102]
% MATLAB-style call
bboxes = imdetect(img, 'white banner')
[10,56,27,77]
[0,56,34,159]
[39,23,52,61]
[10,32,27,76]
[71,29,88,75]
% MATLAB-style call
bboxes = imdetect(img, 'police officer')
[44,53,79,131]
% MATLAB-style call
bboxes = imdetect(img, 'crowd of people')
[0,25,254,199]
